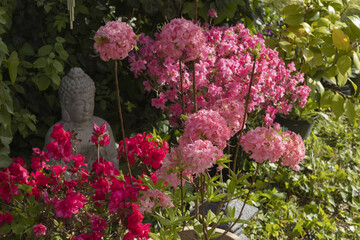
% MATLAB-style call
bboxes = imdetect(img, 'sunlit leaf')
[332,28,350,50]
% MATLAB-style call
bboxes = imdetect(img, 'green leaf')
[281,4,304,15]
[0,37,8,55]
[337,73,347,87]
[317,18,331,27]
[0,155,12,168]
[353,52,360,71]
[321,45,336,57]
[293,221,305,236]
[328,5,335,17]
[11,220,26,234]
[209,193,227,202]
[54,43,69,60]
[347,15,360,35]
[337,55,351,75]
[56,36,65,43]
[148,233,160,240]
[33,75,50,91]
[8,51,19,84]
[320,90,335,108]
[0,107,11,128]
[279,41,292,53]
[38,44,53,56]
[0,82,13,114]
[19,43,35,56]
[345,100,356,122]
[331,93,345,119]
[52,73,61,87]
[284,15,304,26]
[52,60,63,73]
[78,4,89,14]
[33,57,47,68]
[332,28,350,50]
[303,48,314,62]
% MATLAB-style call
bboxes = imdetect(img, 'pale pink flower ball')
[182,109,231,149]
[281,131,305,171]
[241,127,285,164]
[159,18,205,62]
[211,98,246,136]
[94,21,137,61]
[180,139,224,175]
[33,224,47,237]
[139,189,174,213]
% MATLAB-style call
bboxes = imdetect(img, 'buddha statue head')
[59,67,96,128]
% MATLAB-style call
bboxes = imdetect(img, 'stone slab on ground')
[192,199,258,238]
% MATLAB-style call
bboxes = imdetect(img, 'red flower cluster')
[0,212,14,226]
[90,122,110,147]
[118,133,169,169]
[0,124,153,239]
[46,123,72,162]
[53,192,87,218]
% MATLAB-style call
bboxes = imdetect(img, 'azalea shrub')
[0,123,170,239]
[1,9,312,240]
[129,18,310,126]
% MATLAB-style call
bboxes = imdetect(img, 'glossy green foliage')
[263,0,360,120]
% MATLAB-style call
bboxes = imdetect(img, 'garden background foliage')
[0,0,360,239]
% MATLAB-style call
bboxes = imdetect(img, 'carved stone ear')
[61,105,71,122]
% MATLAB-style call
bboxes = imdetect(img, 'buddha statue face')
[66,93,95,124]
[59,68,96,126]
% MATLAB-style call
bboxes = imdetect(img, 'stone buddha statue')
[45,67,118,170]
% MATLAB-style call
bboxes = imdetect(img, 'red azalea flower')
[90,122,110,147]
[50,123,71,144]
[33,224,47,237]
[91,215,107,231]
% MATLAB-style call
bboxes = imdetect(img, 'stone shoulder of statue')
[44,67,118,170]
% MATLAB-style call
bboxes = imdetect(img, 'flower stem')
[180,170,185,227]
[194,0,198,23]
[192,61,197,113]
[114,60,133,184]
[179,59,185,114]
[200,174,208,240]
[232,54,257,173]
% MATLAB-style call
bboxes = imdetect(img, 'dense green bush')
[244,113,360,239]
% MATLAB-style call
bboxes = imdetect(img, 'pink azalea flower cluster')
[157,109,231,187]
[159,18,205,62]
[0,124,155,239]
[90,122,110,147]
[281,131,306,171]
[33,224,47,238]
[94,21,137,61]
[139,189,174,213]
[241,127,305,170]
[129,22,310,126]
[118,133,169,169]
[211,98,246,136]
[182,109,231,149]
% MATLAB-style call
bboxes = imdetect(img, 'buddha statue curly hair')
[59,67,95,121]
